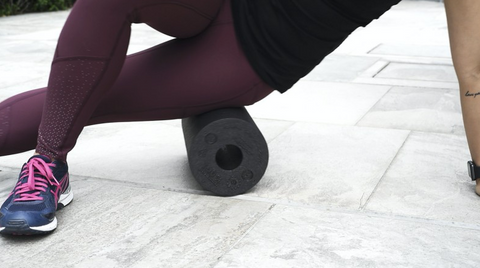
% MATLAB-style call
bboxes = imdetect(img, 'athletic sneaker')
[0,155,73,235]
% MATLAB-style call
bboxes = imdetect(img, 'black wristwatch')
[467,161,480,181]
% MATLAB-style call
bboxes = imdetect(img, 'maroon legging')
[0,0,273,161]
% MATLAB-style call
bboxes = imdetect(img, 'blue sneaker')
[0,155,73,235]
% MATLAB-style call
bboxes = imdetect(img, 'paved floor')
[1,1,480,267]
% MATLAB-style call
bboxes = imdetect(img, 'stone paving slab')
[375,62,457,83]
[334,1,450,56]
[369,43,452,59]
[357,86,464,135]
[247,81,391,126]
[246,123,410,209]
[364,132,480,224]
[0,176,274,268]
[214,205,480,268]
[0,170,15,197]
[354,60,458,90]
[0,40,55,62]
[0,12,67,37]
[302,55,381,83]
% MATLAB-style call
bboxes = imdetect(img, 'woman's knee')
[138,0,225,38]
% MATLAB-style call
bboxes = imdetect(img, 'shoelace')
[13,157,60,202]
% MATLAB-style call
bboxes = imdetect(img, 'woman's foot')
[0,155,73,235]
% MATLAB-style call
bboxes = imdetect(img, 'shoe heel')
[57,185,73,209]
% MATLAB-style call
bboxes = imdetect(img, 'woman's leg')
[0,90,45,155]
[35,0,224,162]
[1,0,274,235]
[0,0,273,158]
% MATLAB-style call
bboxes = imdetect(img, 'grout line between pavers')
[263,121,297,145]
[354,85,394,126]
[211,203,277,268]
[232,193,480,231]
[359,130,412,211]
[69,174,211,196]
[365,43,381,55]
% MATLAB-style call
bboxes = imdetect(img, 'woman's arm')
[444,0,480,194]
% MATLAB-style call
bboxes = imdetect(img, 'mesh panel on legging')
[36,58,107,159]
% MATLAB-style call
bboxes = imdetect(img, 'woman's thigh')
[139,0,225,38]
[57,0,224,58]
[89,0,273,124]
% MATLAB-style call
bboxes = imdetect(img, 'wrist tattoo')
[465,91,480,98]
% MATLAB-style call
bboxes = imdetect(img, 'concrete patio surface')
[1,1,480,267]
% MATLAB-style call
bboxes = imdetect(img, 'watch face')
[468,161,475,180]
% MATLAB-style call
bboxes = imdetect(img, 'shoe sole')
[0,188,74,236]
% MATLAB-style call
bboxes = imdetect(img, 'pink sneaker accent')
[13,157,60,202]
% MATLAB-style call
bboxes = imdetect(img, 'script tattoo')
[465,91,480,98]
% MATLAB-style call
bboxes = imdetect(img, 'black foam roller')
[182,107,269,196]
